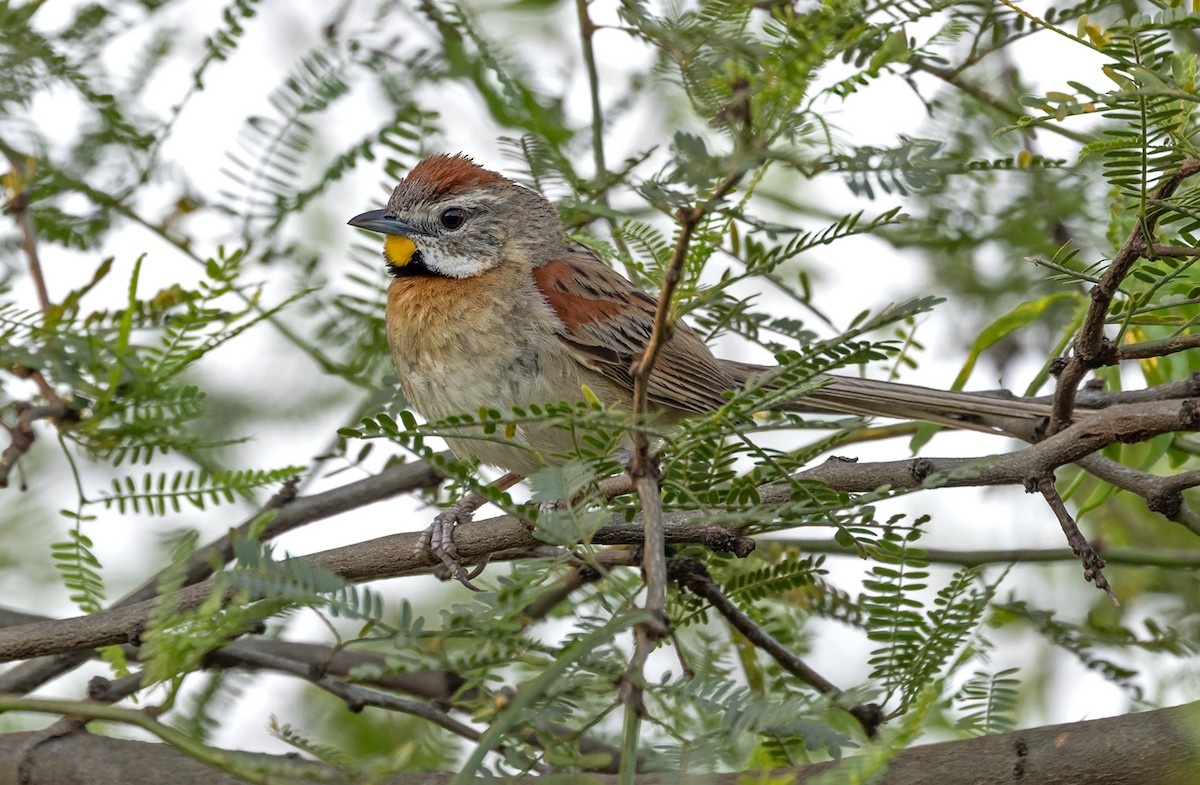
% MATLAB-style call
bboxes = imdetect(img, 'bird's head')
[348,153,567,279]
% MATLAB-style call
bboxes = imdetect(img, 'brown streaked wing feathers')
[532,251,734,414]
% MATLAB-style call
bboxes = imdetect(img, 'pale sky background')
[7,0,1189,762]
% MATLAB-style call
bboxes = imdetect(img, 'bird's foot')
[415,473,524,591]
[417,499,484,590]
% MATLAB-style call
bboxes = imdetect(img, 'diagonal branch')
[1031,475,1117,603]
[668,557,883,736]
[1050,158,1200,432]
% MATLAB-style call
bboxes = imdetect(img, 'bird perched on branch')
[349,153,1057,575]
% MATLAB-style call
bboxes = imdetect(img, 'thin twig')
[669,557,882,737]
[1151,243,1200,258]
[910,62,1092,145]
[1031,476,1117,605]
[212,644,554,771]
[622,166,748,730]
[770,540,1200,569]
[1,150,51,314]
[0,404,74,489]
[576,0,606,183]
[519,549,639,626]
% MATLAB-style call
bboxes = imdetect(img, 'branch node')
[1084,337,1118,368]
[848,703,884,738]
[1185,373,1200,398]
[909,457,934,483]
[1179,399,1200,430]
[86,676,112,701]
[1147,493,1181,519]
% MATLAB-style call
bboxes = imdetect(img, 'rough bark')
[0,701,1196,785]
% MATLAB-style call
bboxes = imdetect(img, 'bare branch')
[794,400,1200,536]
[1150,243,1200,258]
[2,700,1197,784]
[1051,158,1200,432]
[1102,333,1200,364]
[668,557,883,736]
[1,151,51,315]
[0,404,75,490]
[1031,476,1117,603]
[769,539,1200,568]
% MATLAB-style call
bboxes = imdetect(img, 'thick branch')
[0,700,1196,784]
[0,514,754,663]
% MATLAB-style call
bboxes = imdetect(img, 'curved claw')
[416,505,481,590]
[413,474,524,591]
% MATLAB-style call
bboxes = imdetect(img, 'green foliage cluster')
[0,0,1198,782]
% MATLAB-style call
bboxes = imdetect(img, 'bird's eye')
[439,207,466,230]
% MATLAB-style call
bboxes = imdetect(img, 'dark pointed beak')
[347,209,422,237]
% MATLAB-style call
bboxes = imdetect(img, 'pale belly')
[392,331,615,476]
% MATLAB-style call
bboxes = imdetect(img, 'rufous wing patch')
[532,254,735,414]
[533,258,633,332]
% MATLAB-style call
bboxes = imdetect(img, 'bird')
[349,153,1060,576]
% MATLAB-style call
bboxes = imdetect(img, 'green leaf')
[951,293,1076,391]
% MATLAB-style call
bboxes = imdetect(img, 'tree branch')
[668,557,883,736]
[0,404,75,490]
[1031,475,1116,603]
[0,700,1196,784]
[1,150,51,315]
[622,164,750,739]
[0,457,446,694]
[1050,158,1200,432]
[4,395,1198,664]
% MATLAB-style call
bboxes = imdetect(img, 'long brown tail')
[718,360,1063,438]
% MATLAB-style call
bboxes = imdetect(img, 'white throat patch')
[421,248,492,278]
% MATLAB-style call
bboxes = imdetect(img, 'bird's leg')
[613,447,663,483]
[418,471,523,587]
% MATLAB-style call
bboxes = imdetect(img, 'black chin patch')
[386,250,447,279]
